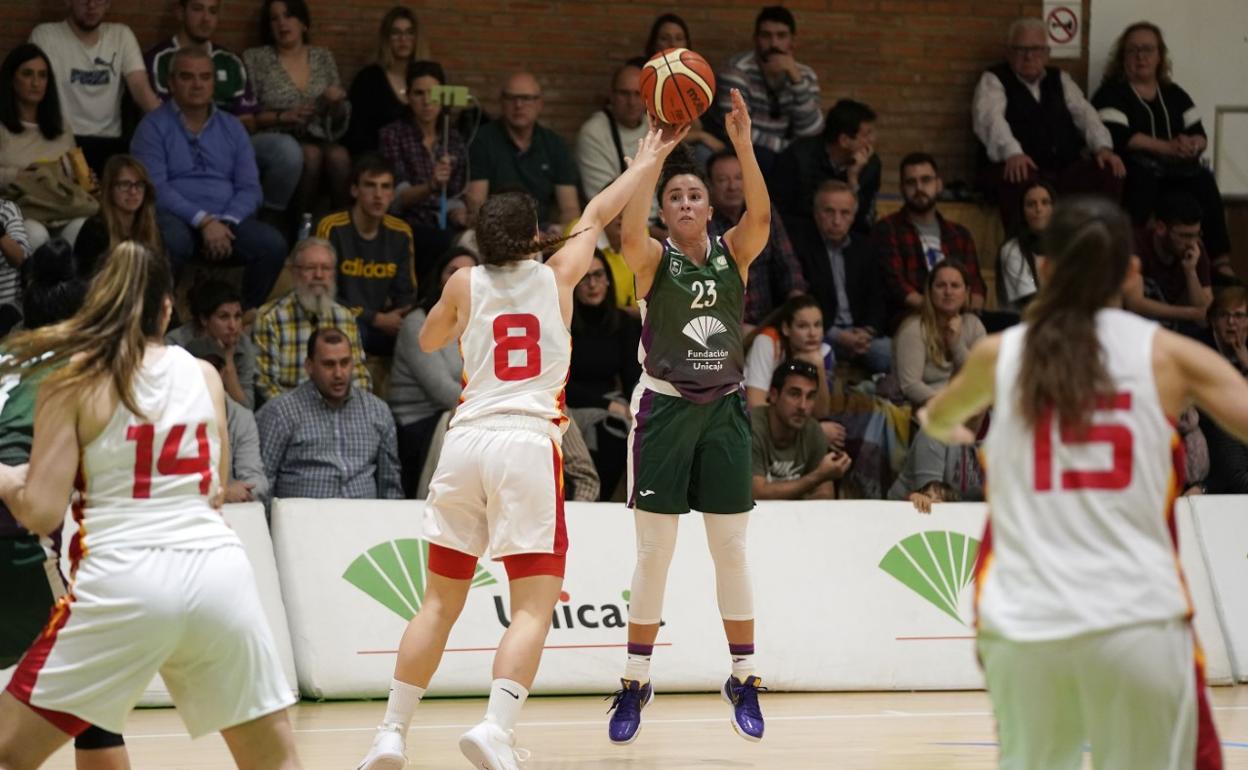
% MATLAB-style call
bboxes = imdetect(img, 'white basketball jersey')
[75,346,236,554]
[978,309,1190,641]
[453,261,570,431]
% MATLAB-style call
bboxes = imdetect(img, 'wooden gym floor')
[40,686,1248,769]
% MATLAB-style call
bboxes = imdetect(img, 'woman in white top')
[920,196,1248,770]
[996,179,1053,311]
[0,241,300,769]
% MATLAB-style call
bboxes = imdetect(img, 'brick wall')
[1,0,1094,192]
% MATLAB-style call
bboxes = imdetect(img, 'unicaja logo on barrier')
[343,539,497,621]
[878,531,980,624]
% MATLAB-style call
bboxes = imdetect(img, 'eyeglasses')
[501,93,541,105]
[1010,45,1050,57]
[1216,311,1248,321]
[1124,44,1158,57]
[579,269,608,285]
[112,180,146,192]
[294,263,334,275]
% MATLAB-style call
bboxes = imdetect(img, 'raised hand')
[724,88,753,149]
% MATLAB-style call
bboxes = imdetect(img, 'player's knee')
[502,553,566,581]
[428,544,478,581]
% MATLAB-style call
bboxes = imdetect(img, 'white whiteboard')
[1215,108,1248,199]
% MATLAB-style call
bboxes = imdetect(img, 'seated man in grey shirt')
[257,327,403,500]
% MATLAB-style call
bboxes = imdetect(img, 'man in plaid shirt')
[256,327,402,500]
[706,151,807,326]
[252,238,372,404]
[872,152,986,329]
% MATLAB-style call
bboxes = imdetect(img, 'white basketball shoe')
[358,723,407,770]
[458,720,530,770]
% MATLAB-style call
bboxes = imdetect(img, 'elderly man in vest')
[973,17,1125,227]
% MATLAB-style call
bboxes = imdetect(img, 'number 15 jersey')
[78,345,236,554]
[454,260,570,431]
[977,309,1190,641]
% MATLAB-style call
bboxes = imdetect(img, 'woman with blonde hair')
[73,155,162,275]
[894,260,986,408]
[0,240,301,769]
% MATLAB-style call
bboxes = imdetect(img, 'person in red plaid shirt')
[872,152,986,330]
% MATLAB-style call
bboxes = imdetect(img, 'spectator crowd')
[1,3,1244,508]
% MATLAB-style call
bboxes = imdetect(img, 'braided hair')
[476,192,574,266]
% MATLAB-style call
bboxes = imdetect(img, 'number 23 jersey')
[78,345,236,553]
[454,260,571,430]
[977,309,1190,641]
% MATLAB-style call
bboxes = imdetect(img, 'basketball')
[640,48,716,125]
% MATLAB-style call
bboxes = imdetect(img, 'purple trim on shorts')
[729,643,755,656]
[627,642,655,657]
[627,389,656,508]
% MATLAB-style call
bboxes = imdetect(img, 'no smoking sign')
[1043,1,1082,59]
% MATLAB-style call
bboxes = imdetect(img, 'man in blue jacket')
[132,46,286,309]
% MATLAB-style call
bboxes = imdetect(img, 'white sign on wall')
[1044,1,1083,59]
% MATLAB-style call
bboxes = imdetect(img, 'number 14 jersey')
[454,260,571,431]
[978,309,1190,641]
[78,345,236,554]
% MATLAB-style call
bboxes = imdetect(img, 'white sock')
[484,678,529,732]
[382,678,426,731]
[731,653,756,681]
[622,653,652,684]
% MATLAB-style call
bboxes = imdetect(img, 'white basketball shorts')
[8,544,295,737]
[424,419,567,560]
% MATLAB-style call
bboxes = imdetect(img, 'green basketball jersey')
[638,236,745,404]
[0,353,51,537]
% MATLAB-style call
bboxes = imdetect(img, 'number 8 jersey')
[977,308,1190,641]
[77,345,237,553]
[454,260,571,430]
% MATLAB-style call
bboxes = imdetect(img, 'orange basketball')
[640,48,716,125]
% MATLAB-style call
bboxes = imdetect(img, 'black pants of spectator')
[590,425,628,502]
[1122,159,1231,259]
[75,135,129,176]
[397,412,444,498]
[158,212,287,309]
[982,157,1123,231]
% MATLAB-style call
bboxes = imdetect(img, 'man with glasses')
[131,47,286,311]
[577,59,649,200]
[466,72,580,233]
[1124,191,1214,338]
[30,0,161,172]
[252,238,372,404]
[973,17,1125,225]
[872,153,986,328]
